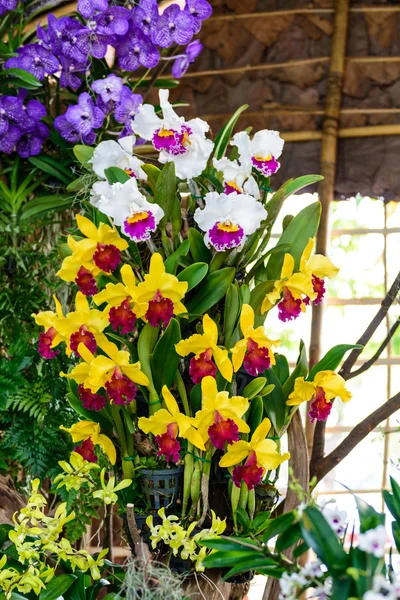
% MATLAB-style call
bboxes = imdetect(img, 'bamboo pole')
[199,107,400,120]
[209,6,400,21]
[308,0,351,460]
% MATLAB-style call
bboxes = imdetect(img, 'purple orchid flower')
[130,0,159,37]
[47,15,87,63]
[172,39,202,78]
[115,26,159,71]
[92,74,124,103]
[77,0,108,19]
[0,125,21,154]
[75,22,111,60]
[17,122,49,158]
[185,0,212,34]
[0,95,25,136]
[59,56,89,91]
[5,44,59,81]
[95,6,131,37]
[114,86,142,134]
[36,23,51,49]
[152,4,195,48]
[0,0,20,16]
[54,115,97,145]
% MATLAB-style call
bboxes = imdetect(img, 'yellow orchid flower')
[60,420,117,465]
[193,376,249,450]
[32,295,66,359]
[231,304,280,376]
[219,418,290,489]
[175,314,233,383]
[287,370,352,423]
[134,253,188,327]
[55,292,110,357]
[138,385,205,461]
[92,468,132,504]
[57,215,129,295]
[261,238,338,321]
[63,339,149,404]
[93,264,139,335]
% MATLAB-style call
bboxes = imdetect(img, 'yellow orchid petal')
[300,238,314,271]
[213,346,233,382]
[254,439,290,471]
[121,263,137,292]
[219,441,250,468]
[162,386,180,415]
[174,300,188,316]
[76,214,99,240]
[95,433,117,465]
[184,427,206,451]
[307,254,339,279]
[314,371,352,403]
[75,291,89,313]
[175,334,209,358]
[287,377,316,406]
[60,421,99,443]
[87,355,116,388]
[202,314,218,345]
[240,304,254,334]
[60,362,90,385]
[231,339,248,373]
[286,272,316,300]
[251,418,272,444]
[97,338,119,361]
[93,282,130,307]
[122,363,150,386]
[138,410,174,435]
[150,253,165,278]
[53,295,64,319]
[78,342,96,365]
[281,253,295,279]
[201,376,218,404]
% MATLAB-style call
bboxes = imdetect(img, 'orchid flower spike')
[60,421,117,465]
[194,191,267,252]
[131,89,213,179]
[93,264,138,334]
[138,385,205,462]
[175,314,233,383]
[193,376,249,450]
[219,418,290,489]
[287,370,352,423]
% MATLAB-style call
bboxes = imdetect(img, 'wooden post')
[307,0,350,456]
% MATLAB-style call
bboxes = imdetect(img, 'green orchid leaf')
[29,156,73,184]
[265,175,323,229]
[263,512,295,543]
[155,162,177,226]
[355,495,385,533]
[177,263,208,291]
[263,368,286,433]
[164,239,190,274]
[141,164,161,191]
[247,395,264,436]
[186,267,235,317]
[213,104,249,160]
[1,68,42,88]
[308,344,363,381]
[151,318,181,394]
[104,166,130,185]
[267,201,321,281]
[188,227,212,264]
[73,145,94,168]
[39,574,77,600]
[21,195,73,220]
[282,340,308,399]
[249,280,275,326]
[224,284,241,349]
[243,379,267,400]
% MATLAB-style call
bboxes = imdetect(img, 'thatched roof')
[169,1,400,201]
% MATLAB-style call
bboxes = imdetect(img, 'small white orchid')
[131,89,213,180]
[232,129,284,177]
[194,191,267,251]
[92,468,132,505]
[358,524,387,558]
[90,136,147,180]
[322,504,348,537]
[90,177,164,241]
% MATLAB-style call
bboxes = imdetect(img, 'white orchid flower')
[213,156,260,200]
[90,136,147,181]
[194,191,267,252]
[90,178,164,242]
[131,89,213,180]
[232,129,284,177]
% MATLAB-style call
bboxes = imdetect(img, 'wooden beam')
[209,6,400,21]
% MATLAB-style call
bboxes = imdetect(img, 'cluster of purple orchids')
[0,92,48,157]
[6,0,210,90]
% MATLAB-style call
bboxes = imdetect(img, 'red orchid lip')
[278,287,302,322]
[208,411,239,450]
[78,384,106,411]
[243,338,271,377]
[38,327,59,360]
[109,297,137,334]
[74,438,98,463]
[145,289,174,328]
[155,423,180,463]
[232,450,263,490]
[75,266,98,296]
[308,386,332,423]
[70,325,97,356]
[93,243,121,273]
[189,348,217,384]
[105,368,137,405]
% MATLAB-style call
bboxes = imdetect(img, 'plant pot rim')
[138,466,184,475]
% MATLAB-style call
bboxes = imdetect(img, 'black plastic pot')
[139,466,184,509]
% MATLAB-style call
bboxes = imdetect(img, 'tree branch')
[339,270,400,380]
[311,391,400,481]
[346,318,400,381]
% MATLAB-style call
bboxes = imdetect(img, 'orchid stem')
[175,370,191,416]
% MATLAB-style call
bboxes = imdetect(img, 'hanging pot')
[138,466,184,510]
